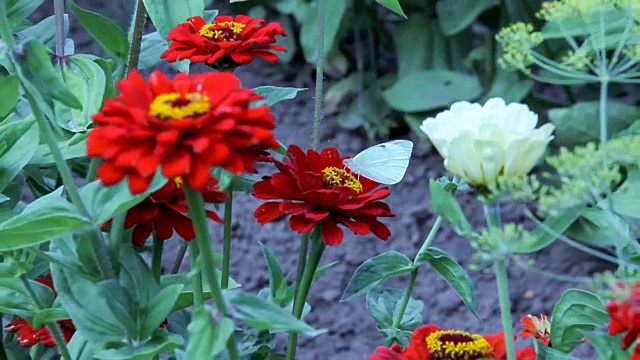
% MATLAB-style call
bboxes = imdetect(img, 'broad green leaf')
[415,247,479,319]
[0,75,19,117]
[31,307,70,329]
[436,0,499,35]
[143,0,205,39]
[481,71,534,104]
[212,167,257,192]
[253,86,306,107]
[67,0,129,61]
[513,207,584,253]
[550,289,609,353]
[143,284,184,339]
[429,179,472,236]
[0,277,52,318]
[30,131,87,164]
[611,168,640,218]
[0,119,38,192]
[549,101,640,148]
[541,7,627,39]
[54,55,106,132]
[298,0,347,63]
[161,273,240,311]
[534,340,580,360]
[139,31,168,70]
[67,331,95,360]
[383,70,482,112]
[227,292,323,335]
[393,15,446,79]
[366,285,423,344]
[0,190,92,250]
[584,331,630,360]
[186,308,234,359]
[375,0,406,18]
[259,242,284,299]
[93,330,183,360]
[341,251,414,301]
[7,0,45,27]
[17,15,69,50]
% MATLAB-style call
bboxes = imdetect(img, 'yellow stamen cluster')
[322,167,363,193]
[496,22,543,74]
[537,0,618,21]
[426,329,493,359]
[149,92,210,120]
[561,49,594,71]
[199,21,246,41]
[174,176,184,188]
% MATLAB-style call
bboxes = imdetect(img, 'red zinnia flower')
[607,282,640,357]
[369,324,536,360]
[5,275,76,347]
[87,70,278,194]
[161,15,287,70]
[123,176,227,246]
[252,145,394,245]
[520,314,551,345]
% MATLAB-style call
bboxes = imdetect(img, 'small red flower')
[5,275,76,347]
[369,324,536,360]
[87,70,278,194]
[520,314,551,345]
[252,145,394,245]
[123,177,227,246]
[607,282,640,355]
[161,15,287,70]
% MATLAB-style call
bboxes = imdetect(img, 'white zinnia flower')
[420,98,555,186]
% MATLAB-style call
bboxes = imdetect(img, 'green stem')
[54,0,65,58]
[108,213,125,266]
[484,32,496,86]
[0,1,13,49]
[126,0,146,75]
[221,186,233,289]
[20,275,72,360]
[184,186,239,360]
[151,231,164,283]
[170,240,189,274]
[0,314,6,360]
[85,158,99,182]
[286,227,325,360]
[290,232,309,308]
[483,202,515,360]
[311,0,326,151]
[599,78,609,144]
[188,242,204,306]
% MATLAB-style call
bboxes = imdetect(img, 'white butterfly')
[343,140,413,185]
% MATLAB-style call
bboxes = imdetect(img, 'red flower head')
[5,275,76,347]
[370,324,536,360]
[87,70,279,194]
[123,176,227,246]
[252,145,394,245]
[607,282,640,354]
[161,15,287,70]
[520,314,551,346]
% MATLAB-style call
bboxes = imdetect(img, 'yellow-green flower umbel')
[420,98,555,187]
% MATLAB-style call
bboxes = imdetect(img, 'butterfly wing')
[348,140,413,185]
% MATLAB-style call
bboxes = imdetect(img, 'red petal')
[320,220,343,245]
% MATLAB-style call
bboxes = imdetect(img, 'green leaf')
[429,179,472,236]
[611,168,640,219]
[67,0,129,61]
[549,101,640,148]
[259,242,284,299]
[374,0,406,18]
[143,284,184,339]
[550,289,609,353]
[186,308,234,359]
[436,0,499,35]
[512,207,584,253]
[253,86,306,107]
[0,118,38,192]
[0,277,53,318]
[93,330,183,360]
[0,75,19,117]
[7,0,45,27]
[341,251,414,301]
[0,190,92,250]
[415,247,479,319]
[534,340,580,360]
[17,15,69,50]
[67,331,95,360]
[227,292,323,335]
[481,70,534,104]
[30,131,87,164]
[161,273,240,311]
[583,331,630,360]
[139,31,168,70]
[366,285,422,334]
[298,0,347,63]
[383,70,482,113]
[392,15,446,79]
[143,0,205,39]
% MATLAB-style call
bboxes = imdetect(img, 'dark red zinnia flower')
[123,176,227,246]
[161,15,287,70]
[369,324,536,360]
[520,314,551,346]
[87,69,279,194]
[607,282,640,357]
[252,145,394,246]
[5,275,76,347]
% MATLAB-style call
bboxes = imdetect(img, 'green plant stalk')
[151,231,164,283]
[170,240,189,274]
[54,0,65,57]
[483,202,515,360]
[19,275,72,360]
[126,0,146,74]
[85,158,99,182]
[0,314,5,360]
[221,185,233,289]
[484,32,496,86]
[0,2,13,49]
[108,212,125,265]
[184,186,239,360]
[187,243,204,306]
[291,233,310,302]
[286,227,325,360]
[599,78,609,144]
[311,0,326,151]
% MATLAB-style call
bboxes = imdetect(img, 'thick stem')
[151,231,164,283]
[0,315,6,360]
[20,275,72,360]
[184,186,239,360]
[221,186,233,289]
[126,0,146,75]
[188,242,204,306]
[286,228,325,360]
[170,240,189,274]
[54,0,65,58]
[291,233,310,302]
[599,79,609,144]
[311,0,326,151]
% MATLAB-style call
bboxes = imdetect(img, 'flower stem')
[53,0,65,58]
[85,158,99,182]
[286,227,325,360]
[183,185,239,360]
[599,78,609,144]
[221,185,233,289]
[170,240,189,274]
[108,212,125,265]
[483,202,515,360]
[291,233,310,301]
[151,231,164,283]
[311,0,326,151]
[188,242,204,306]
[20,275,72,360]
[126,0,146,75]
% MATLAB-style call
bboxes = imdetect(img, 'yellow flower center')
[199,21,246,41]
[426,329,493,360]
[174,176,184,188]
[322,167,363,193]
[149,92,210,120]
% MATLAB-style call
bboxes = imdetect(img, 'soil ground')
[32,2,612,358]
